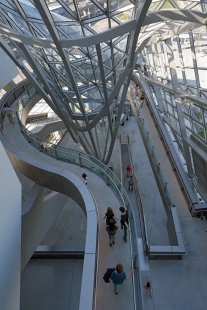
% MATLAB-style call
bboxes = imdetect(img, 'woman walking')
[106,220,120,246]
[110,263,134,294]
[103,207,118,225]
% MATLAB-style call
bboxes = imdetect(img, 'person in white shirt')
[3,104,14,124]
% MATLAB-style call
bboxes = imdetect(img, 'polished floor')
[20,259,83,310]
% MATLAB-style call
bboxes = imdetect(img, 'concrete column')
[0,142,21,310]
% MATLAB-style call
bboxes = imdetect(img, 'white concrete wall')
[0,48,19,89]
[0,142,21,310]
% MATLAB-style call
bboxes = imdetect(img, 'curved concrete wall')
[0,131,98,310]
[0,131,94,215]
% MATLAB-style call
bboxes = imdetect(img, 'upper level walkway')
[1,101,136,310]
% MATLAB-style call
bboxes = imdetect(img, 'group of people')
[104,205,152,296]
[104,204,130,245]
[82,170,152,297]
[104,205,134,294]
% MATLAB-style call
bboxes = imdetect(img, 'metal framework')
[0,0,207,162]
[138,3,207,191]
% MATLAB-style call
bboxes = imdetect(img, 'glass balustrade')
[129,85,175,210]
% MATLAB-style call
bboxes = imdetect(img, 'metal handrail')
[87,187,99,310]
[129,85,176,210]
[127,142,149,252]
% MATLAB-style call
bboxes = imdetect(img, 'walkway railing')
[1,82,144,310]
[132,72,199,215]
[127,142,149,253]
[128,83,186,257]
[129,87,176,210]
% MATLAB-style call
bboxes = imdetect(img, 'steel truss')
[0,0,206,162]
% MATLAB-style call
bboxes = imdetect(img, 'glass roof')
[0,0,206,116]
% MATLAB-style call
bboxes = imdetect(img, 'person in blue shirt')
[109,263,134,294]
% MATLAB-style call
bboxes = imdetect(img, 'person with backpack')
[103,207,118,225]
[109,263,134,294]
[119,204,130,242]
[106,220,120,246]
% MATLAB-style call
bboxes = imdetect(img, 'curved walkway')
[2,102,134,310]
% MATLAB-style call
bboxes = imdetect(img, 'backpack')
[103,268,115,283]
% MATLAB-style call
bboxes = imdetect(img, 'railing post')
[38,139,43,152]
[27,133,31,144]
[54,145,58,160]
[79,153,82,167]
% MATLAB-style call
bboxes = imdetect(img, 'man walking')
[109,263,134,294]
[3,104,14,124]
[128,176,134,190]
[126,165,131,177]
[119,204,130,242]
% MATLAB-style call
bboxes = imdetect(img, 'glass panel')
[185,69,196,86]
[198,70,207,89]
[182,48,193,67]
[193,121,205,139]
[28,87,36,98]
[18,0,42,19]
[190,104,203,123]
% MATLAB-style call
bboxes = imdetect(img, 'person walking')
[128,176,134,190]
[119,204,130,242]
[103,207,118,225]
[3,104,14,124]
[82,173,89,185]
[135,85,139,97]
[109,263,134,294]
[144,276,152,297]
[140,94,144,107]
[126,165,131,177]
[106,220,120,246]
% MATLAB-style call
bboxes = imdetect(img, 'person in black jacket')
[119,204,131,242]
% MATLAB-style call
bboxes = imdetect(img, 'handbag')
[106,217,117,225]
